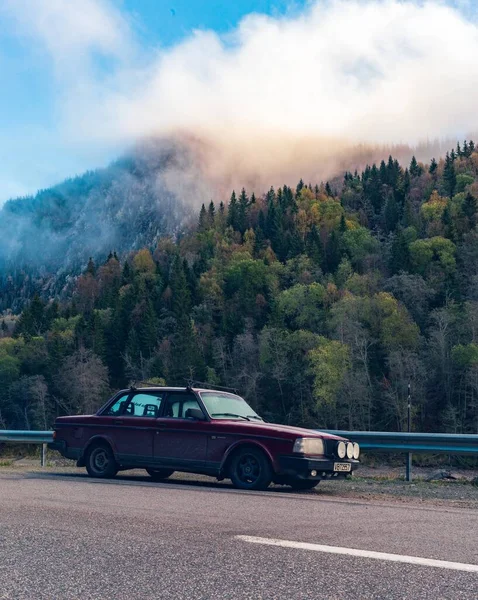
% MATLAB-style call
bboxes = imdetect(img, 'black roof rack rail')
[185,379,239,394]
[135,380,168,388]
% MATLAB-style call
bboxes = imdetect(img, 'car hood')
[217,420,347,441]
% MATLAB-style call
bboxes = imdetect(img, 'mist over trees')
[1,141,478,434]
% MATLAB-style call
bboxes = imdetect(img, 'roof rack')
[134,380,167,389]
[185,379,239,394]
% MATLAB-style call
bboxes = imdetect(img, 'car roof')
[124,387,238,394]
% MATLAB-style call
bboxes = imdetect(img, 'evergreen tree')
[325,182,332,196]
[198,203,207,230]
[86,257,96,276]
[389,229,411,274]
[384,194,399,233]
[429,158,438,175]
[324,230,341,273]
[238,188,249,234]
[227,191,240,230]
[296,179,304,194]
[443,152,456,198]
[409,156,423,177]
[463,140,469,158]
[441,203,454,241]
[462,193,477,230]
[207,200,216,227]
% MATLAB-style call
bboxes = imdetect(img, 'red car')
[49,385,360,490]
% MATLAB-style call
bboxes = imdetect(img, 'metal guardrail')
[323,430,478,481]
[0,431,53,466]
[1,429,477,478]
[322,431,478,455]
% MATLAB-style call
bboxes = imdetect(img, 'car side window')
[163,393,202,419]
[128,392,164,418]
[103,394,129,416]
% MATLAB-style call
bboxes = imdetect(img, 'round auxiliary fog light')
[346,442,354,459]
[311,470,317,477]
[353,443,360,459]
[337,441,346,459]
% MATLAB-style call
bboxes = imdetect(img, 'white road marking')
[236,536,478,573]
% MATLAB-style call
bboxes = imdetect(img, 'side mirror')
[185,408,206,421]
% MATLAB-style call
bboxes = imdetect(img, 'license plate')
[334,462,351,472]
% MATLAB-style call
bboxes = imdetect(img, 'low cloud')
[4,0,478,197]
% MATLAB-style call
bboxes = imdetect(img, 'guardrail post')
[41,443,46,468]
[406,452,412,482]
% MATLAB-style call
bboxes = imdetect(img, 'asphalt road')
[0,471,477,599]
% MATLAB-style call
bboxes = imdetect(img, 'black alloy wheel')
[85,443,118,478]
[146,468,175,481]
[230,447,272,490]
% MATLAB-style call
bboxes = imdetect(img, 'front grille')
[323,438,339,458]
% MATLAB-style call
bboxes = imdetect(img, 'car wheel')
[146,468,174,481]
[289,480,320,491]
[85,443,118,478]
[229,447,272,491]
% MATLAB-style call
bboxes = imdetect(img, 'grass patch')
[0,459,13,467]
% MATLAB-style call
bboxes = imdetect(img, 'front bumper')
[277,455,359,481]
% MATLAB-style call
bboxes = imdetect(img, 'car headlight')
[337,441,346,458]
[353,442,360,459]
[346,442,354,459]
[293,438,324,455]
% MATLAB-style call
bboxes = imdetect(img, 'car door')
[102,391,165,466]
[153,391,209,471]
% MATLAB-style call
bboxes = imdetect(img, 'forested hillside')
[1,141,478,434]
[0,141,188,304]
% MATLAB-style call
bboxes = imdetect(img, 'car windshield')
[199,392,262,421]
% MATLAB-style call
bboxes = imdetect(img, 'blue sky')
[0,1,306,204]
[0,0,477,205]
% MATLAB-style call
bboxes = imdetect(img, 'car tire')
[85,442,118,479]
[146,468,174,481]
[289,480,320,491]
[229,447,272,491]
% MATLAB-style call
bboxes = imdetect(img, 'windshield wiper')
[247,415,263,421]
[211,413,251,421]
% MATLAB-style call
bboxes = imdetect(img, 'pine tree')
[296,179,304,194]
[339,214,347,233]
[227,191,240,230]
[207,200,216,227]
[324,230,341,273]
[384,194,399,232]
[86,257,96,276]
[379,160,387,184]
[389,229,411,274]
[325,182,332,196]
[429,158,438,175]
[409,156,423,177]
[441,203,453,240]
[463,193,477,230]
[238,188,249,234]
[198,203,207,230]
[443,152,456,198]
[1,320,7,336]
[463,140,469,158]
[456,142,462,157]
[469,140,475,154]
